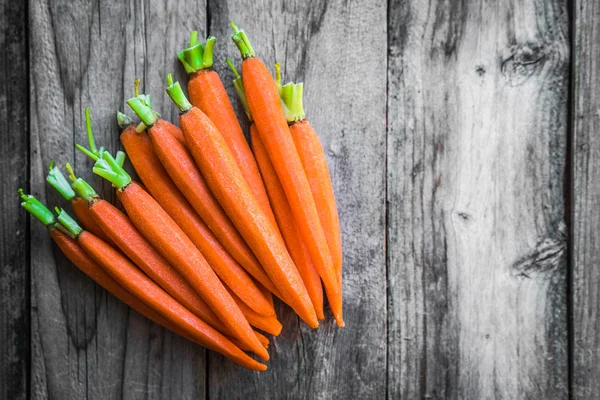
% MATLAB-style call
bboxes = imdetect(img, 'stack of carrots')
[19,23,343,370]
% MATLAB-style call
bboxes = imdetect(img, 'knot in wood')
[501,43,546,86]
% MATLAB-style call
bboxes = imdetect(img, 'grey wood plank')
[29,0,206,398]
[387,0,570,398]
[0,0,29,399]
[572,0,600,398]
[206,1,387,398]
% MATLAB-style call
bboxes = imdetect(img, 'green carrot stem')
[115,151,126,168]
[92,150,132,190]
[85,108,98,155]
[76,144,99,161]
[177,32,217,74]
[230,21,255,59]
[46,161,76,201]
[275,62,282,92]
[18,189,56,227]
[127,97,158,126]
[65,163,99,204]
[117,111,133,130]
[279,82,306,123]
[55,207,83,238]
[226,58,252,121]
[166,73,192,112]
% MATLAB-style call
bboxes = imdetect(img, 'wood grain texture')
[207,0,388,398]
[572,0,600,398]
[0,0,29,399]
[386,0,570,398]
[29,0,206,398]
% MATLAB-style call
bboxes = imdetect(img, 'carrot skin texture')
[290,120,343,289]
[179,106,318,328]
[188,70,278,230]
[251,125,325,320]
[77,230,266,370]
[228,288,283,336]
[88,198,235,331]
[145,120,282,299]
[71,197,112,243]
[116,181,269,360]
[121,125,275,317]
[242,57,343,326]
[49,229,201,345]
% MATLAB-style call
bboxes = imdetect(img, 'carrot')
[231,24,343,326]
[117,112,275,317]
[229,61,325,320]
[46,160,112,244]
[18,191,211,349]
[228,288,283,336]
[126,94,283,301]
[278,78,343,292]
[178,33,278,231]
[63,163,241,335]
[52,206,266,371]
[165,74,318,329]
[79,148,268,361]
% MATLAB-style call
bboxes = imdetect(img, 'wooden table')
[1,0,599,398]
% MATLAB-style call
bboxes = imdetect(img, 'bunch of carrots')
[19,23,342,370]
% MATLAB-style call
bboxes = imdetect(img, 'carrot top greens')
[177,32,216,74]
[65,163,99,205]
[166,73,193,113]
[275,63,306,123]
[55,207,83,238]
[46,160,76,201]
[230,22,255,60]
[127,79,161,128]
[226,58,252,122]
[117,111,134,130]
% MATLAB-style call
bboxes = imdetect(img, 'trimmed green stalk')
[85,108,98,155]
[55,207,83,238]
[279,81,306,123]
[18,189,74,237]
[166,73,192,112]
[46,161,76,201]
[127,79,160,127]
[117,111,133,130]
[65,163,99,204]
[94,150,132,190]
[230,21,255,60]
[226,58,252,122]
[177,32,216,74]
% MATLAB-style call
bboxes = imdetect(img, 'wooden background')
[1,0,597,398]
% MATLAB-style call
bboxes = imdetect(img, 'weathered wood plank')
[0,0,29,399]
[386,0,570,398]
[572,0,600,397]
[29,0,206,398]
[206,1,387,398]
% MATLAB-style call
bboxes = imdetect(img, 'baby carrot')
[79,148,268,361]
[18,191,205,348]
[126,94,282,301]
[46,160,112,244]
[231,24,343,326]
[53,206,266,370]
[229,61,325,320]
[117,112,275,317]
[278,76,343,291]
[178,33,278,230]
[165,75,318,329]
[64,163,238,333]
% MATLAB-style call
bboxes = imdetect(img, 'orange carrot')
[231,24,343,326]
[278,78,343,291]
[124,103,282,301]
[80,148,268,361]
[165,75,318,329]
[46,161,112,244]
[64,163,240,333]
[52,206,266,370]
[18,191,215,352]
[228,288,283,336]
[178,33,278,230]
[228,62,325,320]
[251,127,325,320]
[118,113,275,317]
